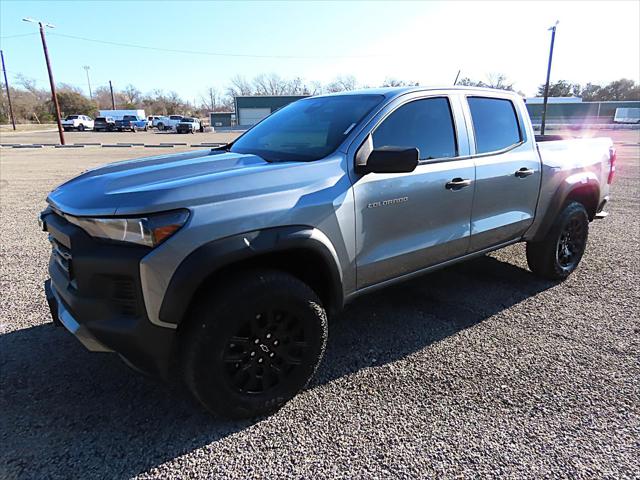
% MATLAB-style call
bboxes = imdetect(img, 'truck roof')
[315,86,522,101]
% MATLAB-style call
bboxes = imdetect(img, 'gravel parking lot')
[1,130,638,479]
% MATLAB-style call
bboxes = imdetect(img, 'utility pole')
[1,50,16,130]
[109,80,116,109]
[540,21,559,136]
[23,17,65,144]
[83,65,92,99]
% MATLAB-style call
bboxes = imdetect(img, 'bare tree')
[326,75,358,93]
[122,84,142,106]
[200,87,219,111]
[485,73,514,91]
[457,73,514,91]
[306,80,323,96]
[381,77,420,87]
[226,75,253,98]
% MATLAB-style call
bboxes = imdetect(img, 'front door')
[353,96,475,289]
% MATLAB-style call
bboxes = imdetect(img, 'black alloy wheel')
[222,308,310,395]
[556,215,587,271]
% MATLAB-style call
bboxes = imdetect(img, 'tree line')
[0,72,637,124]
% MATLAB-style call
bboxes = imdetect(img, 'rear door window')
[372,97,457,160]
[467,97,522,154]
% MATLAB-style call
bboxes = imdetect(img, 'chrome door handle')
[445,178,472,190]
[515,167,534,178]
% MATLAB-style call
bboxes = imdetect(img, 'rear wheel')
[182,270,328,419]
[526,201,589,280]
[157,123,164,131]
[78,124,85,132]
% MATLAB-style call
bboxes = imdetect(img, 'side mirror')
[358,146,419,174]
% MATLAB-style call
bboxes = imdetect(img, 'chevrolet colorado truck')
[41,87,615,419]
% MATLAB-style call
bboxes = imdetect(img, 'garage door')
[239,108,271,126]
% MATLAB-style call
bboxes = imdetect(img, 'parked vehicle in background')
[115,115,148,132]
[156,115,183,131]
[176,117,201,134]
[40,87,616,420]
[98,109,146,121]
[61,115,94,132]
[151,115,169,128]
[147,115,163,128]
[93,117,116,132]
[613,107,640,124]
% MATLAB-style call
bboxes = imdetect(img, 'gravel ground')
[0,131,638,479]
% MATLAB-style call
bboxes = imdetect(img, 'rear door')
[352,94,475,288]
[464,95,541,251]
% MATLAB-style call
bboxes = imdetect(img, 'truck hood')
[47,149,331,217]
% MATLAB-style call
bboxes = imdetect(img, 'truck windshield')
[230,94,384,162]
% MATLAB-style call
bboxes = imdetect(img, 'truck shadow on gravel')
[0,254,555,478]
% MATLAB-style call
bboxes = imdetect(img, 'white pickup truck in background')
[61,115,94,131]
[155,115,184,131]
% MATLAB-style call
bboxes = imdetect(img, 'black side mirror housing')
[358,146,419,174]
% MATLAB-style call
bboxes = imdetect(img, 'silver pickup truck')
[40,87,616,418]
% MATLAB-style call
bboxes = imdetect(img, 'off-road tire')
[526,201,589,280]
[181,269,328,419]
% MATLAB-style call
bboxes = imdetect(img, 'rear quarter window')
[467,97,522,154]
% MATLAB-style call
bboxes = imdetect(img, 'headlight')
[65,209,189,247]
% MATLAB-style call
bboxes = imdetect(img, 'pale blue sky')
[1,0,638,101]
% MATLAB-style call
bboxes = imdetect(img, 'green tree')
[52,90,98,117]
[596,78,640,101]
[580,83,602,101]
[536,80,581,97]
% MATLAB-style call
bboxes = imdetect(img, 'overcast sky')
[1,0,638,100]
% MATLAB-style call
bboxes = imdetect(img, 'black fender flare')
[158,226,344,325]
[530,173,600,242]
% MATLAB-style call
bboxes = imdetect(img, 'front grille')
[49,234,73,279]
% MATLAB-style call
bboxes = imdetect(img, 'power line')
[48,32,384,59]
[0,32,39,39]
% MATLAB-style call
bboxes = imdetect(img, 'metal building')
[209,112,235,128]
[234,95,309,126]
[525,98,640,124]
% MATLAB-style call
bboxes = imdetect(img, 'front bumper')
[41,208,177,378]
[45,279,112,352]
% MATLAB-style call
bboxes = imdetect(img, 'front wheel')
[181,270,328,419]
[78,124,85,132]
[526,201,589,280]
